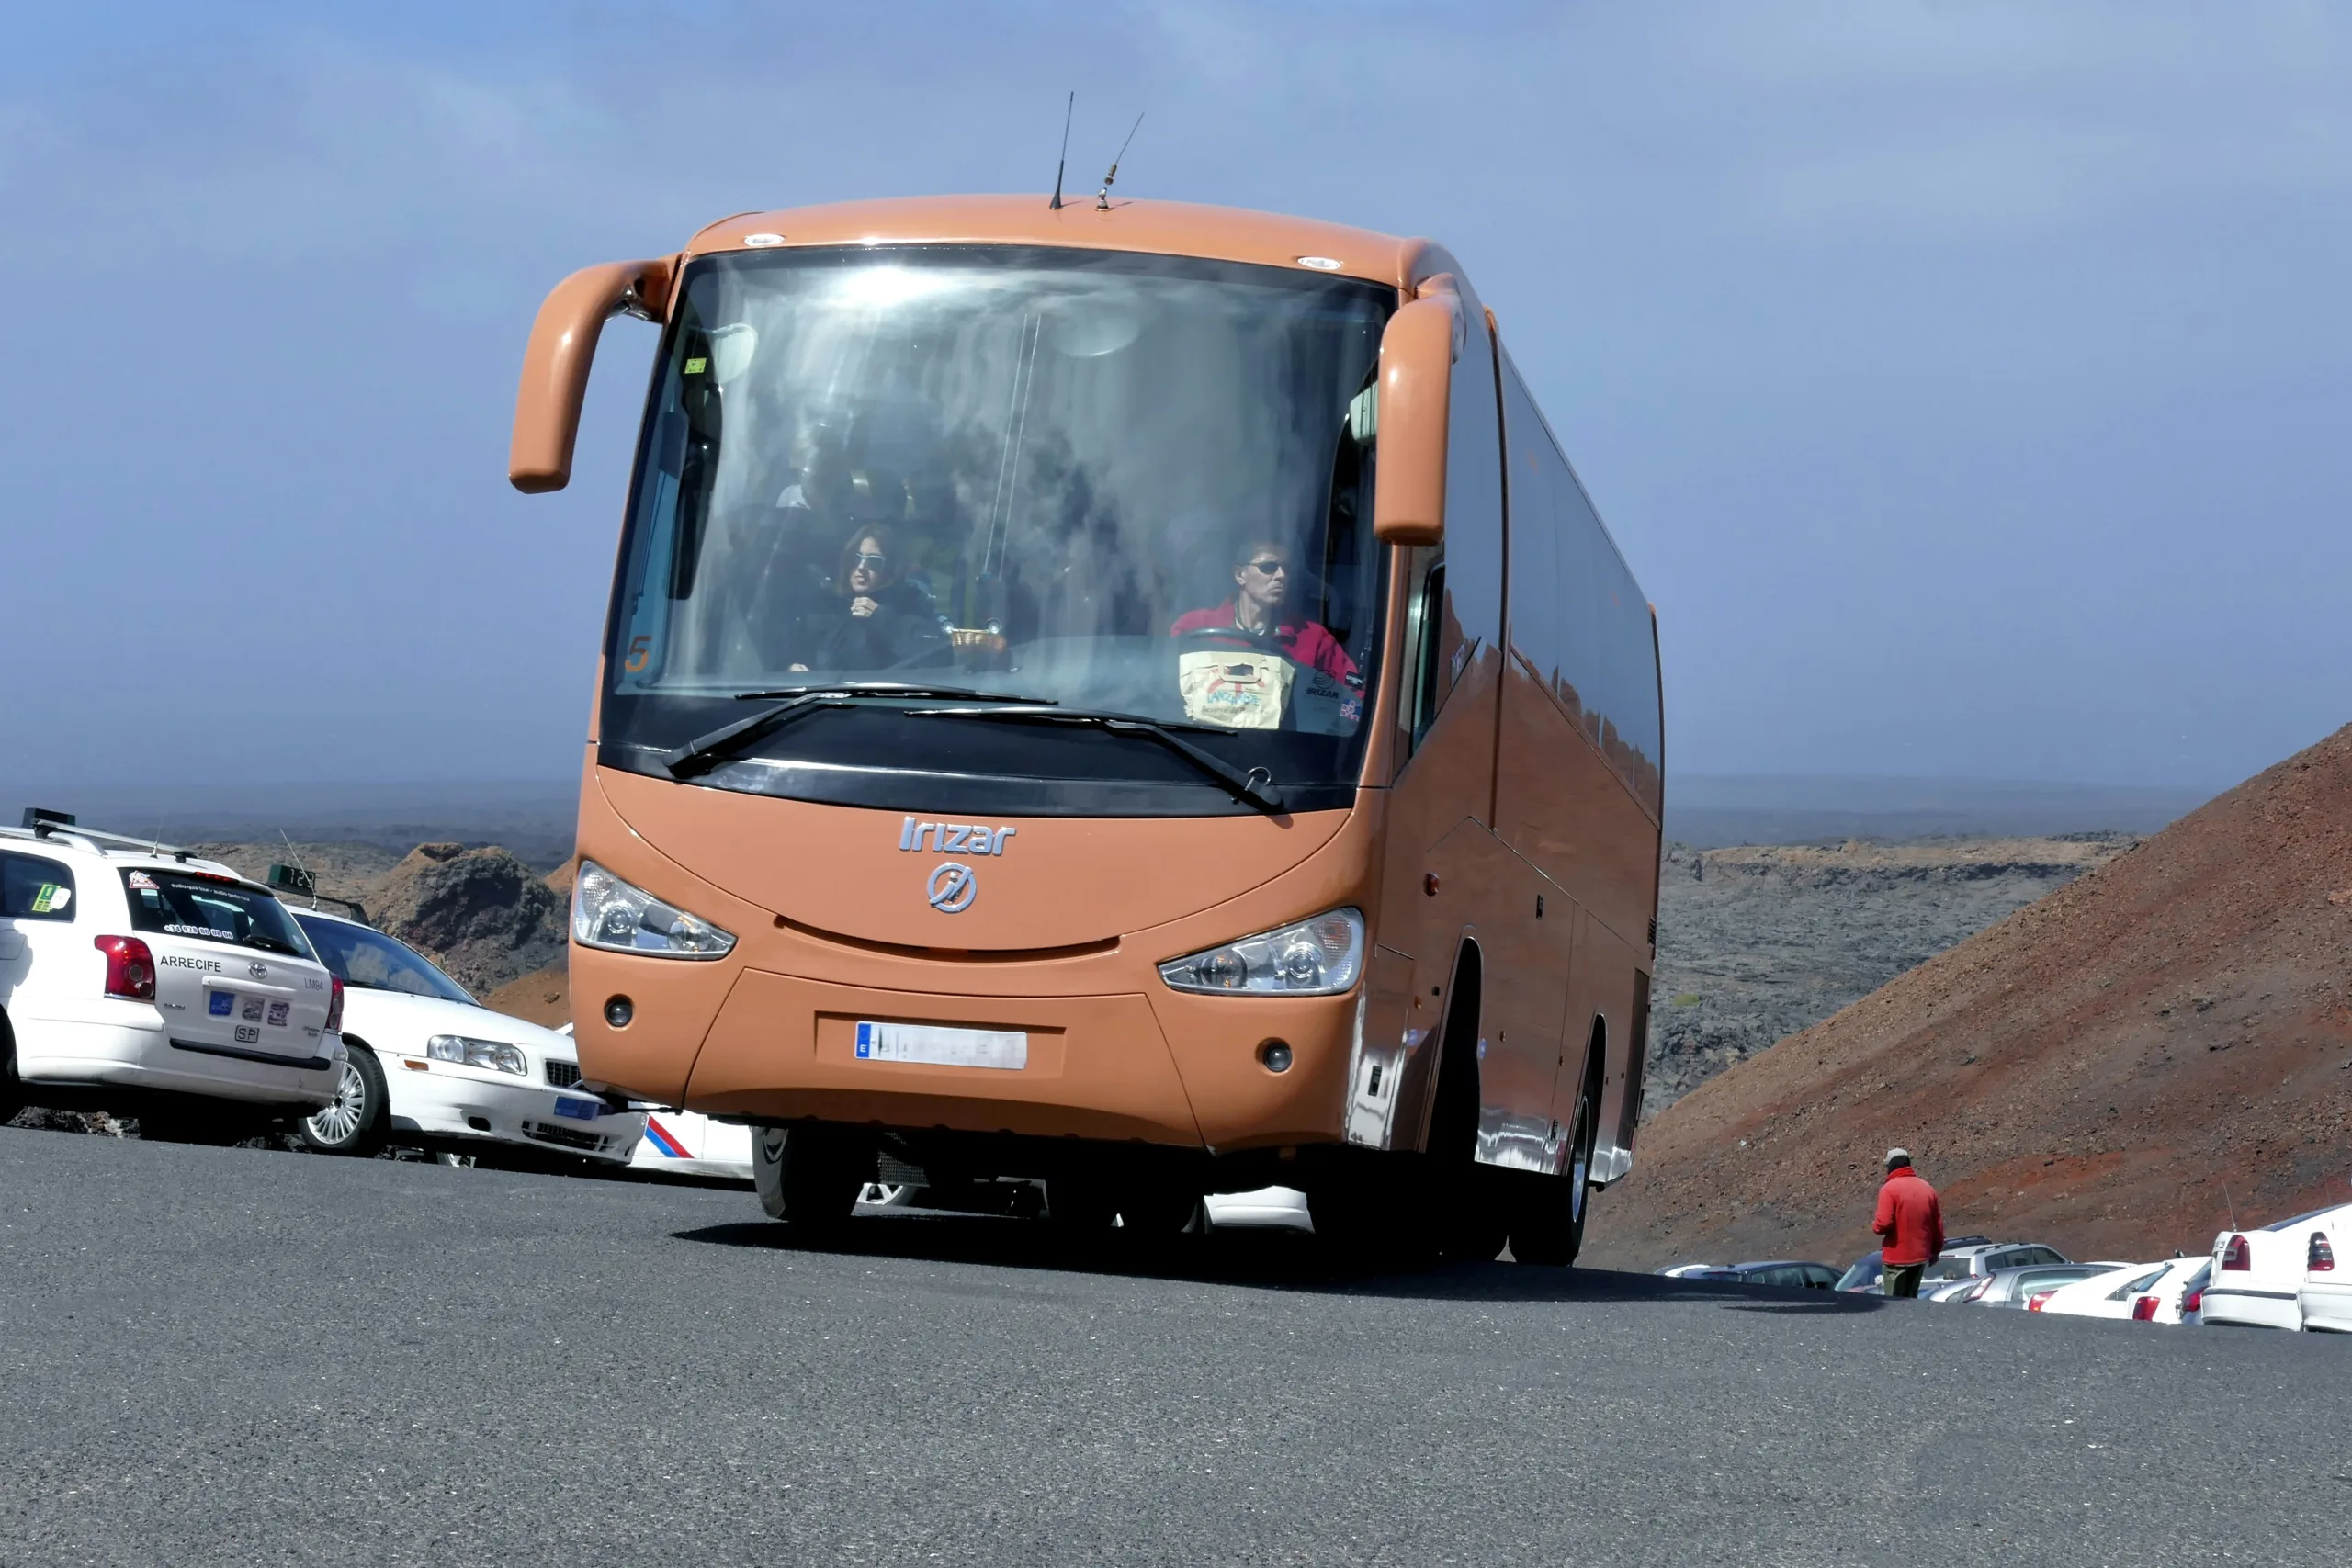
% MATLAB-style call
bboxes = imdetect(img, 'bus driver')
[1170,538,1359,730]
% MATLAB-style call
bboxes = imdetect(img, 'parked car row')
[1664,1200,2352,1337]
[0,812,643,1168]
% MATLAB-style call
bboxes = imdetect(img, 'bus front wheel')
[753,1123,869,1231]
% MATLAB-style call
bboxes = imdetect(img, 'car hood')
[334,988,576,1061]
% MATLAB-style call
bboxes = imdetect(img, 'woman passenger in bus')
[795,524,947,671]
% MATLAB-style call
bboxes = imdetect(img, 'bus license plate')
[854,1021,1027,1071]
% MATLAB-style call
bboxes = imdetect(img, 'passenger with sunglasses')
[1169,539,1357,681]
[795,524,947,671]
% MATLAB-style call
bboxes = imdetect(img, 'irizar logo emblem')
[926,863,978,914]
[901,817,1012,916]
[898,817,1016,856]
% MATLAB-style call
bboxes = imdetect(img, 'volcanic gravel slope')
[1585,722,2352,1272]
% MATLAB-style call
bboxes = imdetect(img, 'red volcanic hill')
[1584,724,2352,1271]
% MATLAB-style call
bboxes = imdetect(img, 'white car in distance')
[2300,1211,2352,1333]
[2206,1203,2352,1330]
[288,908,642,1167]
[1,814,345,1135]
[2034,1258,2203,1323]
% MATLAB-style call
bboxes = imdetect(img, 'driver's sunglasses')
[1246,558,1288,576]
[853,552,889,569]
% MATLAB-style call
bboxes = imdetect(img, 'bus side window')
[1408,557,1448,750]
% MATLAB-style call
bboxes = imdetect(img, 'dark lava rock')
[373,843,566,995]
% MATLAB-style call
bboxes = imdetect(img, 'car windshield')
[120,868,316,958]
[293,914,474,1004]
[600,244,1394,817]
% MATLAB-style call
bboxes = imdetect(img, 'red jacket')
[1872,1168,1944,1267]
[1169,603,1358,681]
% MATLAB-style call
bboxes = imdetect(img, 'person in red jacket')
[1872,1148,1945,1298]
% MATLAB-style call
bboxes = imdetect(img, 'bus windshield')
[601,245,1393,818]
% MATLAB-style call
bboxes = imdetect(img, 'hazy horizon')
[6,3,2348,793]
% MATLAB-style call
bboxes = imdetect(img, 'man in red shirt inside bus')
[1872,1148,1945,1299]
[1169,537,1356,681]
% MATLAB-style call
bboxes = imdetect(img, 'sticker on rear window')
[29,883,69,913]
[127,871,158,891]
[166,923,236,942]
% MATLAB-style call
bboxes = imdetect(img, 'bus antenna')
[1048,92,1073,210]
[1096,111,1144,209]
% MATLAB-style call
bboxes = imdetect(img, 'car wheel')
[0,1013,25,1125]
[300,1049,388,1156]
[753,1122,868,1230]
[1509,1075,1598,1267]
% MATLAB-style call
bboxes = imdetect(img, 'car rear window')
[1,852,77,920]
[120,868,316,958]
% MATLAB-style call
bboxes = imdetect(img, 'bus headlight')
[1159,908,1363,996]
[571,861,737,960]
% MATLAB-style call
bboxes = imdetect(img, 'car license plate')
[551,1097,603,1121]
[854,1021,1027,1071]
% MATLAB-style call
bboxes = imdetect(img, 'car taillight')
[2132,1296,2159,1322]
[326,976,345,1033]
[2221,1235,2251,1270]
[2312,1233,2336,1273]
[1962,1277,1991,1303]
[2182,1288,2203,1313]
[2027,1291,2055,1312]
[93,935,156,1001]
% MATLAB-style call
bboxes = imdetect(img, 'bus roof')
[680,195,1427,289]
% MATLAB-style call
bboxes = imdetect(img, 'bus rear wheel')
[753,1123,868,1231]
[1509,1078,1599,1266]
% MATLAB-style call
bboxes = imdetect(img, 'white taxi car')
[287,907,642,1166]
[0,814,345,1132]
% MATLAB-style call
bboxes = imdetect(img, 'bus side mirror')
[509,256,676,494]
[1371,287,1458,547]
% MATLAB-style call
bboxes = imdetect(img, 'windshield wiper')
[663,685,1052,780]
[903,705,1284,813]
[246,934,305,957]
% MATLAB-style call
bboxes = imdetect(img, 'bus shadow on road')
[671,1210,1892,1311]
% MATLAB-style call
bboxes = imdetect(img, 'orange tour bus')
[510,196,1661,1262]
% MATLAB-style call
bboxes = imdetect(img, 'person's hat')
[1885,1147,1913,1169]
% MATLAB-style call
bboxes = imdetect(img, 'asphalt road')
[3,1127,2345,1567]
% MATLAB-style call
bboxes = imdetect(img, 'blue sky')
[5,2,2348,794]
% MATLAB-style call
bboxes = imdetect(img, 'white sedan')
[2207,1203,2352,1330]
[2035,1258,2203,1323]
[290,908,643,1166]
[2299,1211,2352,1334]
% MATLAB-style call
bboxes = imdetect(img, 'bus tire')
[1510,1063,1600,1266]
[1116,1182,1202,1236]
[1046,1179,1118,1230]
[752,1122,865,1230]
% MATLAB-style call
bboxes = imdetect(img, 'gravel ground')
[4,1124,2346,1568]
